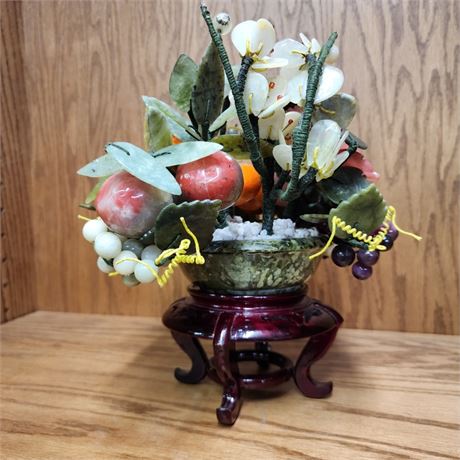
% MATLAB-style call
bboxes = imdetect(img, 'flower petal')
[306,119,342,167]
[258,108,285,141]
[326,45,340,64]
[280,65,300,81]
[209,104,237,132]
[283,111,302,136]
[231,19,276,57]
[314,65,344,103]
[333,150,350,170]
[299,33,311,49]
[286,70,308,104]
[254,19,276,57]
[336,129,349,154]
[258,95,290,118]
[252,57,288,70]
[273,143,293,171]
[264,75,287,107]
[231,20,258,56]
[244,72,269,115]
[311,38,321,54]
[287,67,343,105]
[272,38,306,68]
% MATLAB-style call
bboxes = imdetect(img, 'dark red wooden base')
[162,285,343,425]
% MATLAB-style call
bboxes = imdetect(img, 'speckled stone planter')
[180,237,323,295]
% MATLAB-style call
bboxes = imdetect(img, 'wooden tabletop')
[1,312,459,459]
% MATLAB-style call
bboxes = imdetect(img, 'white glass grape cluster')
[82,218,161,287]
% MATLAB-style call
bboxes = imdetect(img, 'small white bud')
[213,12,231,35]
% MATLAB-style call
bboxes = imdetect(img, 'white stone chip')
[212,218,319,241]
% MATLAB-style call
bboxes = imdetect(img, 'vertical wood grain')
[2,0,458,332]
[1,1,36,322]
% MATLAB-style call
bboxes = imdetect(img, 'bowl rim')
[202,236,325,254]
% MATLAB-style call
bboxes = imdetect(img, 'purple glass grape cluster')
[331,224,399,280]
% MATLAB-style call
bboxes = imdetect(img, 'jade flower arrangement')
[77,3,421,288]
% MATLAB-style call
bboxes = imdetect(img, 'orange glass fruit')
[237,187,263,212]
[235,162,262,207]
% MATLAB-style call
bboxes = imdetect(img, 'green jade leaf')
[154,200,221,250]
[212,134,273,160]
[319,167,370,204]
[84,176,109,204]
[105,142,181,195]
[142,96,195,141]
[313,93,357,129]
[169,54,198,112]
[329,184,387,239]
[144,105,173,152]
[191,42,224,133]
[77,154,121,177]
[150,141,223,167]
[299,213,329,224]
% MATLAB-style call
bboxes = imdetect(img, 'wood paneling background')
[1,0,459,333]
[1,1,37,322]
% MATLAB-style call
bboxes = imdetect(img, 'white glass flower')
[307,120,349,180]
[299,33,339,64]
[210,71,269,131]
[258,108,285,140]
[284,65,344,105]
[260,33,343,117]
[210,19,288,132]
[273,119,349,182]
[231,19,286,70]
[272,35,320,69]
[264,75,287,107]
[273,130,306,176]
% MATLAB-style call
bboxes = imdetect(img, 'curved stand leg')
[255,341,271,369]
[171,331,209,384]
[294,303,342,398]
[213,313,242,425]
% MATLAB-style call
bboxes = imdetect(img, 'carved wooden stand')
[162,285,343,425]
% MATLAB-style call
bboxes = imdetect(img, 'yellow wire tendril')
[78,215,92,222]
[309,205,422,260]
[113,217,205,287]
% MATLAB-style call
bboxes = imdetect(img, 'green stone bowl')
[180,237,324,295]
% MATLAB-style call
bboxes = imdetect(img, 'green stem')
[276,32,338,202]
[200,3,275,233]
[217,209,230,228]
[237,56,253,92]
[200,4,265,175]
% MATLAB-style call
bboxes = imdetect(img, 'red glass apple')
[176,151,243,209]
[95,171,172,237]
